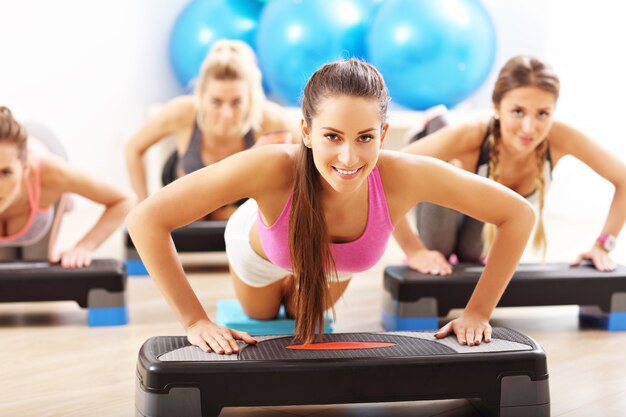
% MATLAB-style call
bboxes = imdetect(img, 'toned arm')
[126,145,295,331]
[381,151,535,344]
[125,96,195,201]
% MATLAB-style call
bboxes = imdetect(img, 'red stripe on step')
[286,342,396,350]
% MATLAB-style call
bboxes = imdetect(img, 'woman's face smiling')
[302,95,387,194]
[495,86,556,155]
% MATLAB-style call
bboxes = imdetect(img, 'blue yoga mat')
[216,299,333,335]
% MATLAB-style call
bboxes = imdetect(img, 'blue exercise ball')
[368,0,496,109]
[169,0,263,89]
[256,0,378,105]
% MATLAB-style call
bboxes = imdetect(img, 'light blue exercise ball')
[256,0,378,105]
[169,0,263,90]
[368,0,496,109]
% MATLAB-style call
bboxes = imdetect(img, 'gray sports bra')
[178,120,255,175]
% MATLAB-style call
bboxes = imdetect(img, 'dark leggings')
[409,114,484,262]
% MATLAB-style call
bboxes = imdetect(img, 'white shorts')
[224,199,351,288]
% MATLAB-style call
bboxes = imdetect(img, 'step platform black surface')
[383,263,626,331]
[136,328,549,417]
[125,220,227,275]
[0,259,127,326]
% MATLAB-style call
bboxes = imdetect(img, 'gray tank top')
[178,120,255,175]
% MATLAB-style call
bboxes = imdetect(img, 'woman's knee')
[230,270,284,320]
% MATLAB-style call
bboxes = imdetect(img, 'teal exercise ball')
[256,0,378,105]
[169,0,263,90]
[368,0,496,109]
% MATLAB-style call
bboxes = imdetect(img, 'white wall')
[1,0,624,221]
[541,0,626,219]
[0,0,188,199]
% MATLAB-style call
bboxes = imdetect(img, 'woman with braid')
[128,58,536,352]
[125,40,295,219]
[395,55,626,275]
[0,106,133,268]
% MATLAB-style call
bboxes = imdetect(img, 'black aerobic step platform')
[126,220,227,275]
[383,263,626,331]
[0,259,127,326]
[136,328,549,417]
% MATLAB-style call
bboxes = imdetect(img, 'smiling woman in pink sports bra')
[128,59,536,352]
[0,106,133,268]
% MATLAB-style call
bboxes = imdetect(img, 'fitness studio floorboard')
[383,262,626,331]
[0,259,127,326]
[136,328,549,417]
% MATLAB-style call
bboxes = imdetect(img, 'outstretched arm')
[125,97,191,202]
[126,145,292,353]
[385,153,535,345]
[550,121,626,271]
[42,156,134,268]
[396,120,486,274]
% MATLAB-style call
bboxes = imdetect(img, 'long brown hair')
[0,106,28,163]
[483,55,560,258]
[290,59,389,343]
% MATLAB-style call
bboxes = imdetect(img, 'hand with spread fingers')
[187,319,257,355]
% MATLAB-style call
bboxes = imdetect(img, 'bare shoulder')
[156,95,196,131]
[376,150,448,219]
[455,118,489,147]
[261,100,285,119]
[238,144,298,189]
[37,153,72,192]
[259,100,291,132]
[547,119,581,149]
[377,150,429,189]
[402,117,486,157]
[378,149,432,173]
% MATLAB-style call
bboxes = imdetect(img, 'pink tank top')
[0,154,55,247]
[258,166,394,273]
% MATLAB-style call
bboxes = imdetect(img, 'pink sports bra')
[0,154,55,247]
[258,166,394,274]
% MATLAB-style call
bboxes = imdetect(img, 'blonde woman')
[395,55,626,275]
[125,40,295,219]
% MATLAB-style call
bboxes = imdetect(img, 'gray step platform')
[383,263,626,331]
[136,328,550,417]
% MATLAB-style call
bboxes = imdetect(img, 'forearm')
[74,197,134,251]
[126,151,149,201]
[598,185,626,238]
[392,215,426,256]
[465,205,534,317]
[127,210,209,328]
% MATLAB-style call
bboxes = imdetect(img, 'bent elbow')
[519,199,537,229]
